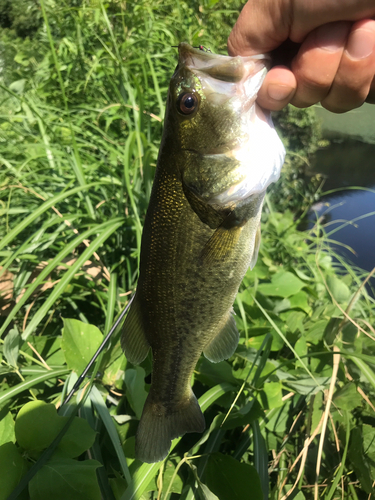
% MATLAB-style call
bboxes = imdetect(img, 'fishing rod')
[61,294,134,406]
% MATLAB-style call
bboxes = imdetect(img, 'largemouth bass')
[121,43,285,463]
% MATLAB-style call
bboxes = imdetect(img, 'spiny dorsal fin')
[203,312,239,363]
[249,222,261,270]
[121,295,150,364]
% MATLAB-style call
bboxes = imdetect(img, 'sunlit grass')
[1,1,375,499]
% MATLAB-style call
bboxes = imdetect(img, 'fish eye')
[177,92,198,115]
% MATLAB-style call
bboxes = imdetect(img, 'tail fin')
[135,389,205,463]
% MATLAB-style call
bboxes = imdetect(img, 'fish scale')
[121,43,285,463]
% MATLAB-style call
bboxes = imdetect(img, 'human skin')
[228,0,375,112]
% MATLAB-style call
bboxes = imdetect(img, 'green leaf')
[363,424,375,462]
[259,381,283,410]
[190,463,219,500]
[219,400,264,431]
[29,457,101,500]
[124,367,148,419]
[348,427,374,494]
[61,319,103,374]
[0,442,29,500]
[15,401,96,457]
[326,276,350,303]
[284,375,329,395]
[333,383,362,411]
[205,453,263,500]
[0,408,16,446]
[3,328,20,368]
[257,272,305,298]
[0,368,70,407]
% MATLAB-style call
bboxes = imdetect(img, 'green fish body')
[121,44,285,463]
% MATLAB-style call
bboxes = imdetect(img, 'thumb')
[227,1,292,56]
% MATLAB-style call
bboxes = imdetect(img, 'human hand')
[228,0,375,112]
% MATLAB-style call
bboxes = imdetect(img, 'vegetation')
[1,1,375,499]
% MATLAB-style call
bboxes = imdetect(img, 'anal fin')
[203,312,239,363]
[121,295,150,364]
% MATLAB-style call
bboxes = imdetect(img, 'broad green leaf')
[196,358,239,387]
[326,275,351,303]
[215,399,264,431]
[348,427,374,494]
[259,381,283,410]
[29,457,101,500]
[294,337,308,369]
[333,383,362,411]
[3,328,20,368]
[190,463,219,500]
[25,336,65,366]
[61,319,103,373]
[205,453,263,500]
[15,401,96,457]
[257,272,305,298]
[289,291,311,313]
[0,442,29,500]
[0,409,15,445]
[149,460,183,495]
[284,375,329,395]
[102,352,127,389]
[124,367,148,419]
[363,424,375,462]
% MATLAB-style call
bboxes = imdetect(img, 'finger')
[227,0,375,56]
[366,75,375,103]
[322,19,375,112]
[228,0,291,56]
[290,22,352,108]
[256,66,296,110]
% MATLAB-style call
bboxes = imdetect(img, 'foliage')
[270,106,324,215]
[1,1,375,500]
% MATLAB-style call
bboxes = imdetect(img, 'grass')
[1,1,375,499]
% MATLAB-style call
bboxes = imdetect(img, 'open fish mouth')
[177,43,269,109]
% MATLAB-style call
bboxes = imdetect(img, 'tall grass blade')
[0,368,70,406]
[21,219,124,339]
[90,385,132,485]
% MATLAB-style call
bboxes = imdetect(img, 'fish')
[121,43,285,463]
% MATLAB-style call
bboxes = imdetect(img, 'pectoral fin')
[200,224,242,264]
[121,295,150,364]
[249,222,261,270]
[203,312,239,363]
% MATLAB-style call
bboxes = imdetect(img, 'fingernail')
[267,84,294,102]
[346,29,375,60]
[315,22,349,52]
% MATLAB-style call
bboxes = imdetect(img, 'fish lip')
[177,42,270,83]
